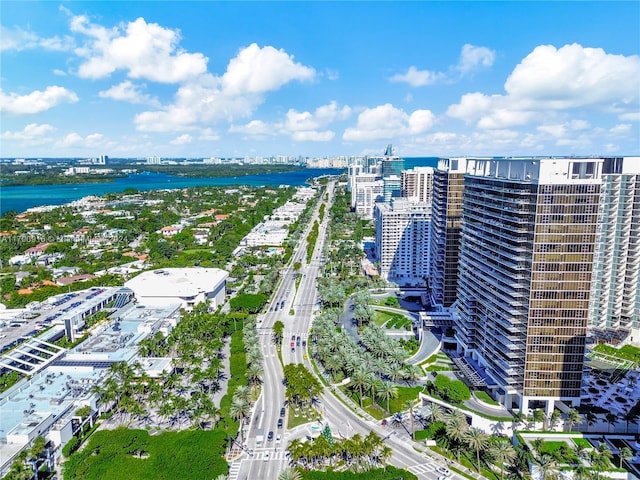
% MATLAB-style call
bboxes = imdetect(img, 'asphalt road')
[233,182,460,480]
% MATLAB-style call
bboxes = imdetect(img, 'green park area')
[593,344,640,365]
[299,466,417,480]
[63,428,228,480]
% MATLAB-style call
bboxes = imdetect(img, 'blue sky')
[1,1,639,158]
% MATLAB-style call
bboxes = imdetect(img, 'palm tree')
[532,409,546,431]
[278,467,301,480]
[566,408,582,432]
[534,453,559,480]
[531,438,545,457]
[605,412,618,433]
[351,366,372,408]
[376,381,398,414]
[445,410,469,445]
[246,363,263,386]
[428,403,445,424]
[548,409,561,430]
[619,446,633,468]
[229,397,251,442]
[465,427,489,471]
[490,439,516,480]
[273,320,285,346]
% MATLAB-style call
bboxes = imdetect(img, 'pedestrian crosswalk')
[407,461,438,475]
[227,460,242,480]
[251,449,288,461]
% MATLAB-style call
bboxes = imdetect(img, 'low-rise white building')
[124,268,228,310]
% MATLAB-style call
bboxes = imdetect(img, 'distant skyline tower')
[402,166,434,203]
[429,158,467,308]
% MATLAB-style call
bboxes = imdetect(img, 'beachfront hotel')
[442,157,640,414]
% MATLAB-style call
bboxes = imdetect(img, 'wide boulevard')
[232,181,457,480]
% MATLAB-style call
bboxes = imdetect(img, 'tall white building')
[402,167,435,203]
[352,173,384,219]
[374,198,431,286]
[589,157,640,343]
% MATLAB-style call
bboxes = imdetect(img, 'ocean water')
[0,168,345,215]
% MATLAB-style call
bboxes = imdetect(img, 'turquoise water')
[0,157,438,215]
[0,168,345,215]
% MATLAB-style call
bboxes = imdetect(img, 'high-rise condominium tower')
[589,158,640,343]
[402,167,435,203]
[453,157,638,414]
[374,198,431,286]
[429,158,467,307]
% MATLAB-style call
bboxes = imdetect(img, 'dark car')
[268,431,274,441]
[277,418,283,429]
[281,301,285,308]
[280,407,285,417]
[302,339,306,347]
[296,336,301,346]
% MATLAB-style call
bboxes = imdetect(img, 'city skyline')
[1,1,639,159]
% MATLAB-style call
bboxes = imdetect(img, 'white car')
[437,466,450,475]
[276,435,281,444]
[263,452,270,462]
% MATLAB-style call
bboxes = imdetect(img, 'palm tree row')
[92,304,232,431]
[287,431,392,473]
[425,406,518,477]
[359,324,411,366]
[311,310,421,412]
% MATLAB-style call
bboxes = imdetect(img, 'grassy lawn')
[539,440,579,463]
[474,391,499,405]
[288,406,319,429]
[388,386,425,412]
[299,465,418,479]
[371,310,406,327]
[593,344,640,364]
[63,428,227,480]
[364,402,386,420]
[573,437,592,449]
[387,316,412,330]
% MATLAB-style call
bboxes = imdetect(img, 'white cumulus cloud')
[99,81,159,106]
[0,25,74,52]
[389,66,445,87]
[390,44,495,87]
[136,44,317,132]
[343,104,435,141]
[221,43,315,95]
[505,43,640,112]
[0,86,79,114]
[456,44,496,74]
[1,123,56,140]
[447,43,640,129]
[170,134,193,145]
[70,15,208,83]
[56,131,107,149]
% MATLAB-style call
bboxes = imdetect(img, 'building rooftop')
[124,268,228,298]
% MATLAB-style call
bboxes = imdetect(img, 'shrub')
[434,375,471,403]
[62,436,79,457]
